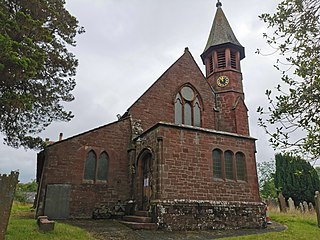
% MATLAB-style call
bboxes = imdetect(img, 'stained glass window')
[175,95,182,124]
[84,150,96,180]
[174,85,202,127]
[184,103,192,125]
[225,151,234,180]
[194,98,201,127]
[236,152,246,181]
[97,152,108,181]
[213,149,222,178]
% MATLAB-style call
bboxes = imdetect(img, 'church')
[35,1,265,230]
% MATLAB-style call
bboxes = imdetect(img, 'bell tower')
[201,1,249,135]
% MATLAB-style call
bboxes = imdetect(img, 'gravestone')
[303,201,309,213]
[308,202,314,213]
[266,197,278,210]
[287,197,295,212]
[278,192,287,212]
[0,171,19,240]
[299,202,304,213]
[315,191,320,228]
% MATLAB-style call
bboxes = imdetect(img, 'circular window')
[181,86,194,101]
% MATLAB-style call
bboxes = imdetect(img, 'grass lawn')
[221,211,320,240]
[5,202,96,240]
[6,203,320,239]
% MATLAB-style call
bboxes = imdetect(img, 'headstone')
[0,171,19,240]
[308,202,314,213]
[315,191,320,228]
[267,197,278,211]
[299,202,304,213]
[278,192,287,212]
[287,197,295,212]
[303,201,309,213]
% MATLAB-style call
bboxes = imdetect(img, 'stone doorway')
[136,149,152,211]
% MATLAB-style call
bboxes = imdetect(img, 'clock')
[217,76,229,87]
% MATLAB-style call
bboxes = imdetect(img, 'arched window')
[212,149,222,178]
[97,152,109,181]
[175,95,182,124]
[174,86,202,127]
[84,150,96,180]
[224,151,234,180]
[194,98,201,127]
[236,152,246,181]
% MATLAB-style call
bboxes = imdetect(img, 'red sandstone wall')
[128,49,217,132]
[139,124,260,203]
[37,117,132,218]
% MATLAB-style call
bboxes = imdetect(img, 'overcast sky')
[1,0,287,183]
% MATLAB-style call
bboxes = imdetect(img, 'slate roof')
[201,4,245,60]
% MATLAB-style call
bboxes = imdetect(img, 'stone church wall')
[128,49,216,132]
[36,117,132,218]
[138,123,260,203]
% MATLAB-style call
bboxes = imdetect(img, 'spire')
[201,2,245,61]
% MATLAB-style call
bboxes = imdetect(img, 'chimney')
[59,133,63,141]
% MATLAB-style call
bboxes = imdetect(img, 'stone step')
[123,215,152,223]
[134,210,150,217]
[120,221,158,230]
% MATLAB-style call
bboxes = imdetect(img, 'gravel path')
[62,219,287,240]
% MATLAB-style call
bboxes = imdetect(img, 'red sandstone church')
[35,2,265,230]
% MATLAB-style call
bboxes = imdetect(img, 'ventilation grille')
[217,50,226,68]
[231,50,237,69]
[209,55,214,73]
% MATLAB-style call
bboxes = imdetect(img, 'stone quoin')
[35,1,265,230]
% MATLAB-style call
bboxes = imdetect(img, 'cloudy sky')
[1,0,285,182]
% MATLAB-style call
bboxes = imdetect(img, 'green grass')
[5,202,96,240]
[220,211,320,240]
[7,203,320,239]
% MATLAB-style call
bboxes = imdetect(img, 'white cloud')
[1,0,297,182]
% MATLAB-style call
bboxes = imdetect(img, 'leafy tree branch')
[0,0,84,149]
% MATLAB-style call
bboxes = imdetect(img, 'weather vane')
[216,0,222,8]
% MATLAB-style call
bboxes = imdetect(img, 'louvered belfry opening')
[205,47,240,76]
[230,50,237,69]
[217,49,226,68]
[209,55,214,73]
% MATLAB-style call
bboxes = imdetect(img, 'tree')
[257,160,277,199]
[257,0,320,160]
[274,153,320,205]
[0,0,84,149]
[14,179,38,203]
[316,166,320,179]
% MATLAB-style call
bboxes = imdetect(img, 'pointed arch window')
[224,150,234,180]
[84,150,97,180]
[97,152,109,181]
[212,149,222,178]
[236,152,246,181]
[84,150,109,182]
[174,86,202,127]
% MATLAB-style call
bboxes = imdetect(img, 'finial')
[216,0,222,8]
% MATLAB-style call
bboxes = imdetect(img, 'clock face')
[217,76,229,87]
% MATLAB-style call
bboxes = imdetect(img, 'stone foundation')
[151,200,266,231]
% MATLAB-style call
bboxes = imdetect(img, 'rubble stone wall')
[152,199,266,231]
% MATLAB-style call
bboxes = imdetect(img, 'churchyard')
[4,199,320,240]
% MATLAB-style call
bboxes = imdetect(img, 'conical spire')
[201,2,245,60]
